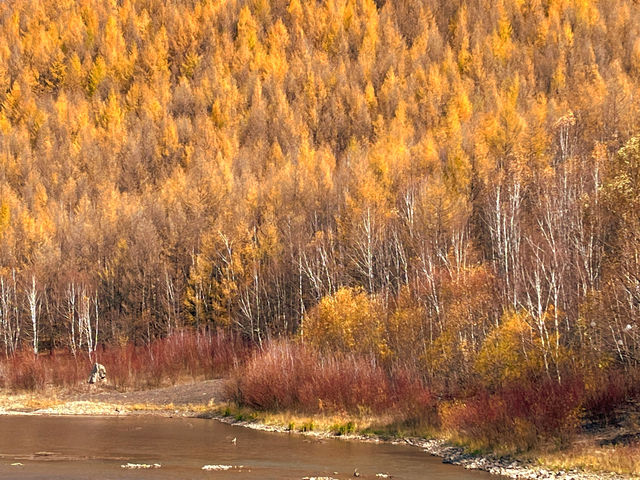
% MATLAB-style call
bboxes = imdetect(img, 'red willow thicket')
[0,330,249,391]
[440,377,586,451]
[226,341,436,418]
[225,338,638,448]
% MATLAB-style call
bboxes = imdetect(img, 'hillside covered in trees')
[1,0,640,401]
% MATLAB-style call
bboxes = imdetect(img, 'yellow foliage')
[287,0,303,20]
[98,91,124,135]
[237,6,261,66]
[491,11,513,62]
[304,287,385,356]
[86,56,107,97]
[475,311,542,387]
[0,200,10,236]
[552,54,567,93]
[631,38,640,78]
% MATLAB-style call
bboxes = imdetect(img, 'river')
[0,415,504,479]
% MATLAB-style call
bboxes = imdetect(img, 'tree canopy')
[1,0,640,386]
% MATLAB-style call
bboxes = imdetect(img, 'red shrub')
[48,354,86,387]
[583,369,637,420]
[0,353,48,391]
[226,340,435,418]
[96,329,250,389]
[0,329,251,391]
[442,377,585,450]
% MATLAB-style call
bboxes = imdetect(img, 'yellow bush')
[475,311,543,387]
[303,287,385,356]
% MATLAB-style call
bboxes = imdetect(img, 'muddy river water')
[0,415,504,479]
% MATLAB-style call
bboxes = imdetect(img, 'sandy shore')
[0,381,637,480]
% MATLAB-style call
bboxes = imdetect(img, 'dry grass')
[213,401,433,439]
[538,443,640,476]
[0,392,63,412]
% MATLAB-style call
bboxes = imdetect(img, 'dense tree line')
[0,0,639,388]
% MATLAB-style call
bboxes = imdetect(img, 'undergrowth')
[0,329,249,391]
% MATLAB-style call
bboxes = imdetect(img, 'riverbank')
[205,407,640,480]
[0,380,638,480]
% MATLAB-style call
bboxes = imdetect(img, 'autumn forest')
[1,0,640,444]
